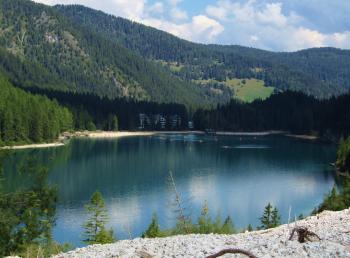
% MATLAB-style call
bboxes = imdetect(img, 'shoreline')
[284,134,319,141]
[216,130,287,136]
[1,130,319,150]
[1,142,66,150]
[54,208,350,258]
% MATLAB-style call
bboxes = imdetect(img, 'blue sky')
[32,0,350,51]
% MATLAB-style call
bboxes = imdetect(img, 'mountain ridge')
[55,4,350,98]
[0,0,350,107]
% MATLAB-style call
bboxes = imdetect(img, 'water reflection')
[4,134,336,246]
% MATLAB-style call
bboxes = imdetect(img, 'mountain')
[0,0,228,108]
[56,5,350,99]
[0,0,350,107]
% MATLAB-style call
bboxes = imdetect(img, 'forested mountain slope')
[57,4,350,99]
[0,0,226,107]
[1,0,350,107]
[0,73,73,145]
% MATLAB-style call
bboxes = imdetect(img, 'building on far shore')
[139,113,185,130]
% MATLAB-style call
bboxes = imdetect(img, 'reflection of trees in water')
[4,136,337,205]
[0,155,58,256]
[3,144,73,191]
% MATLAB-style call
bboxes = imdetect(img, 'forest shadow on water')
[3,134,337,246]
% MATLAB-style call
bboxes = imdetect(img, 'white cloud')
[143,15,224,42]
[111,0,146,22]
[206,0,231,21]
[205,0,350,51]
[148,2,164,15]
[33,0,223,43]
[32,0,350,51]
[170,7,188,21]
[256,3,287,28]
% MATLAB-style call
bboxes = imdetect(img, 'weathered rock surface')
[54,209,350,258]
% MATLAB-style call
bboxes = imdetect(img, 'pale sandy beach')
[1,130,319,150]
[216,130,287,136]
[0,131,158,150]
[86,131,157,138]
[1,142,66,150]
[285,134,319,140]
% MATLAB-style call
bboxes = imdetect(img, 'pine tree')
[142,213,161,238]
[112,115,119,131]
[247,224,253,232]
[213,213,222,233]
[271,207,281,228]
[258,203,281,230]
[83,191,115,244]
[336,136,350,174]
[221,216,235,234]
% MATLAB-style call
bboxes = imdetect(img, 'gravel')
[53,209,350,258]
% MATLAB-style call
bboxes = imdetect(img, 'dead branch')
[289,226,321,243]
[206,248,258,258]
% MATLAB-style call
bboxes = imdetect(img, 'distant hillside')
[0,0,228,107]
[57,4,350,99]
[0,0,350,108]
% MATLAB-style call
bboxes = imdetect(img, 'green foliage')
[83,191,115,244]
[336,137,350,174]
[197,201,212,233]
[226,78,275,103]
[16,242,72,258]
[0,74,73,146]
[0,155,60,257]
[2,0,350,110]
[106,114,119,131]
[220,216,236,234]
[57,5,350,99]
[247,224,253,232]
[142,213,162,238]
[0,0,220,108]
[193,90,350,136]
[258,203,281,230]
[315,139,350,212]
[143,203,236,238]
[94,228,115,244]
[315,179,350,213]
[112,116,119,131]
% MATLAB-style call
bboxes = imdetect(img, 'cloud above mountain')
[32,0,350,51]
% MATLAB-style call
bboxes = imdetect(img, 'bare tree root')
[206,248,258,258]
[289,226,321,243]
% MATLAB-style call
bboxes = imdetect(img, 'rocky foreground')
[54,209,350,258]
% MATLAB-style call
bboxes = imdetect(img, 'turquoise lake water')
[4,134,337,246]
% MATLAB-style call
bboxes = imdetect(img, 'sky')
[32,0,350,52]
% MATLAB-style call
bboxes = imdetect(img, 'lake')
[4,134,337,246]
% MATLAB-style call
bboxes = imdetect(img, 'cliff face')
[55,209,350,258]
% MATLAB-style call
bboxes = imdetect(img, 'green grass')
[156,60,184,72]
[193,78,275,103]
[226,78,275,103]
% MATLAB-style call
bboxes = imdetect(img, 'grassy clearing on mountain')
[193,78,275,103]
[226,78,275,103]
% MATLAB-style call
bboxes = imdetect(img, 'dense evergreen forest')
[25,87,189,131]
[57,5,350,98]
[24,86,350,139]
[1,0,350,108]
[0,0,226,108]
[0,75,73,146]
[0,0,350,145]
[193,91,350,137]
